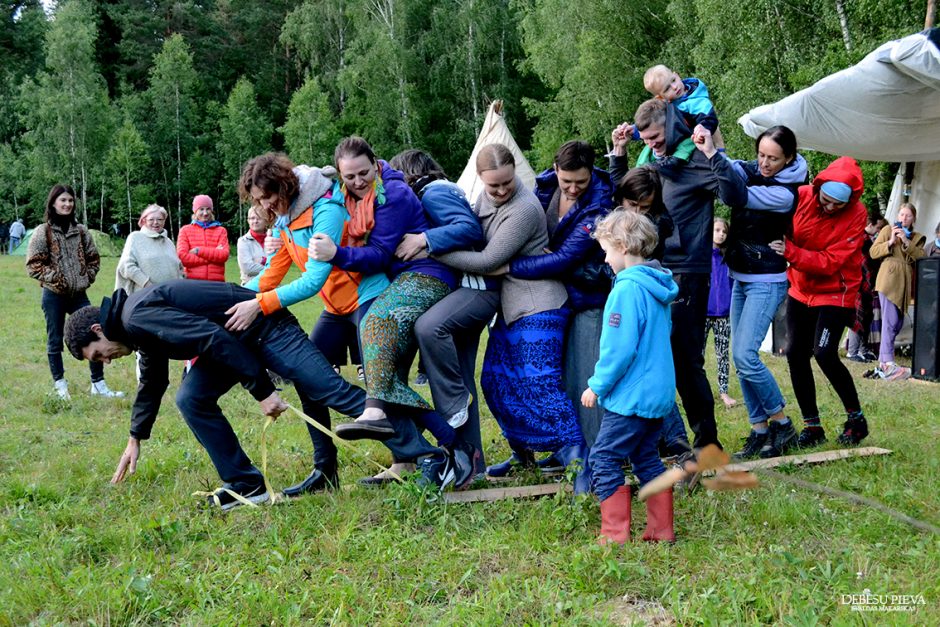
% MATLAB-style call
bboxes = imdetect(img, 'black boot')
[282,465,338,498]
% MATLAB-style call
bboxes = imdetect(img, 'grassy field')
[0,254,937,625]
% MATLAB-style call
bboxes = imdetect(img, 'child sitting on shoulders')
[613,64,724,150]
[581,210,679,545]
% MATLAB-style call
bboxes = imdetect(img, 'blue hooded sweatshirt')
[587,262,678,418]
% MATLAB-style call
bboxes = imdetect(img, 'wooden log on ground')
[724,446,892,473]
[443,482,572,504]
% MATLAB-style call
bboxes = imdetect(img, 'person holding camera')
[869,202,926,380]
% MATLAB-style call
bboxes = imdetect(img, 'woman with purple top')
[311,137,481,491]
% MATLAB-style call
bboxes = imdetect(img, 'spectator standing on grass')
[236,205,270,286]
[9,217,25,253]
[869,202,926,381]
[26,184,123,400]
[770,157,869,448]
[846,214,888,363]
[115,204,183,295]
[177,195,229,281]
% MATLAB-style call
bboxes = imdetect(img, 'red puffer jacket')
[784,157,867,309]
[177,222,230,281]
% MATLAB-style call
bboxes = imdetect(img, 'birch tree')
[146,33,197,232]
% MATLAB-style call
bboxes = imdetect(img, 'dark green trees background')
[0,0,927,236]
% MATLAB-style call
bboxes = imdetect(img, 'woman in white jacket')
[236,205,269,285]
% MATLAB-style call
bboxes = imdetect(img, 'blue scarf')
[192,220,222,229]
[274,214,290,232]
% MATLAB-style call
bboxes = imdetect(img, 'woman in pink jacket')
[177,195,229,282]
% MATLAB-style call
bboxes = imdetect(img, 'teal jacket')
[588,262,678,418]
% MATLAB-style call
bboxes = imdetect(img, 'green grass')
[0,255,937,625]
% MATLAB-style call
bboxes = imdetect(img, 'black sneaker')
[418,452,455,491]
[732,430,768,460]
[206,484,269,511]
[837,415,869,445]
[759,420,798,459]
[449,438,483,490]
[797,426,827,449]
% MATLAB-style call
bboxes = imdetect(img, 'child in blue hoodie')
[582,210,679,544]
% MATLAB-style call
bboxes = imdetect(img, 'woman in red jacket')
[177,195,229,281]
[769,157,869,449]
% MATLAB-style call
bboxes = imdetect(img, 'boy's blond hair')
[643,64,675,96]
[593,209,658,259]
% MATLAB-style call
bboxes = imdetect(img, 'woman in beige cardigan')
[870,202,926,379]
[115,204,184,294]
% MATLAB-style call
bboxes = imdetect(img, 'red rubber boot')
[598,485,631,545]
[642,487,675,543]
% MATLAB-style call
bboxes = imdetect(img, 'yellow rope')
[283,403,401,479]
[193,403,403,508]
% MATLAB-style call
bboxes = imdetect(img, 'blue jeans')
[175,316,368,489]
[730,280,787,425]
[589,410,665,501]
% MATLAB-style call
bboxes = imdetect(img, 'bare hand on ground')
[111,436,141,484]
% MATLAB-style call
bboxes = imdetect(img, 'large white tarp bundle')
[739,28,940,231]
[457,101,538,204]
[739,29,940,162]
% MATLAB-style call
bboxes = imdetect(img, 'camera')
[895,221,903,229]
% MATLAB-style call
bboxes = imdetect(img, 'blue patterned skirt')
[481,308,585,451]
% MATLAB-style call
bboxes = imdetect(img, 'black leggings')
[785,296,860,418]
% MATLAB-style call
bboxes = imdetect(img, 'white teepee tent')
[457,101,538,204]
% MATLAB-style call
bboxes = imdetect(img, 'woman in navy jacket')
[506,141,613,452]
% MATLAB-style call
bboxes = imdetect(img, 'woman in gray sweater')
[434,144,590,493]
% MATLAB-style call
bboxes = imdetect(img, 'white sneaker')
[91,380,125,398]
[53,379,71,400]
[446,393,473,429]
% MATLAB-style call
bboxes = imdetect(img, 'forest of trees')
[0,0,928,238]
